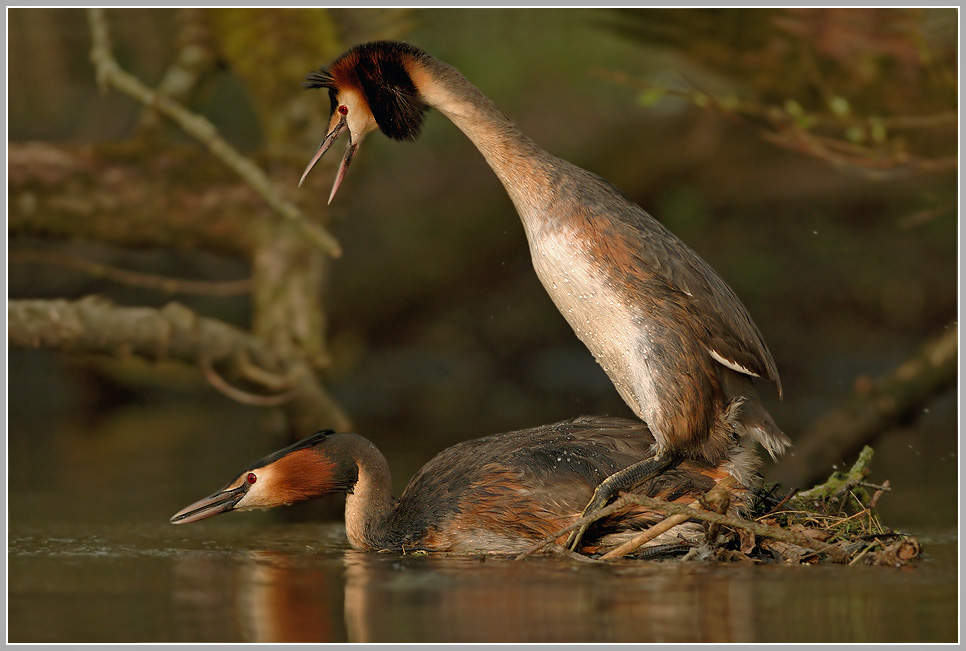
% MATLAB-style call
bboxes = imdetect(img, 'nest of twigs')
[749,446,921,566]
[519,446,922,565]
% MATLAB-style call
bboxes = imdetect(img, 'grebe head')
[298,41,430,203]
[170,430,354,524]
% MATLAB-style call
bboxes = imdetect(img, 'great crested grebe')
[171,416,758,556]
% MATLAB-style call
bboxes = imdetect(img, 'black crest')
[305,41,431,141]
[242,429,335,473]
[304,68,336,90]
[304,68,339,118]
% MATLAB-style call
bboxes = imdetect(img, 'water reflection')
[163,538,957,643]
[9,522,958,644]
[235,551,343,643]
[340,551,763,643]
[171,554,247,642]
[168,532,349,642]
[169,538,771,643]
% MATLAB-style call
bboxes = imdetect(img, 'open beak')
[170,483,248,525]
[298,115,357,205]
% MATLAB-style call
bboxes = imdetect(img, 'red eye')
[246,473,257,484]
[338,105,348,116]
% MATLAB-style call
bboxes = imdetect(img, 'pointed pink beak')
[299,115,357,204]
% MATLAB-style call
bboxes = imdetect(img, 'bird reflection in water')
[171,547,757,642]
[171,549,342,642]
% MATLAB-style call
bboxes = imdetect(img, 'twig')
[236,348,294,392]
[847,542,877,566]
[867,480,891,510]
[10,250,251,296]
[762,487,800,517]
[137,8,218,133]
[514,494,639,560]
[758,128,957,179]
[85,8,342,258]
[627,497,847,561]
[598,503,697,561]
[516,490,847,562]
[897,200,957,229]
[199,352,298,407]
[595,68,957,179]
[833,507,876,531]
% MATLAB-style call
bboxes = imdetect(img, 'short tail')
[730,397,791,461]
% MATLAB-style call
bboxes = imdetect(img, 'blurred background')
[8,8,958,535]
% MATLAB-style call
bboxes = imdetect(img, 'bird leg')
[566,455,677,552]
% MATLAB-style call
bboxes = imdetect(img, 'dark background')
[8,8,958,533]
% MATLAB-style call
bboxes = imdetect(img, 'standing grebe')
[171,416,758,556]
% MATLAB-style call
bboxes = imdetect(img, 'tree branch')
[776,324,958,487]
[596,68,957,181]
[86,8,341,258]
[9,141,263,256]
[8,296,351,432]
[10,295,278,374]
[136,8,220,134]
[10,250,251,296]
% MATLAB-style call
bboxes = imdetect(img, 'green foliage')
[611,8,957,179]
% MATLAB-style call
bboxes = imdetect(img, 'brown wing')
[571,167,781,394]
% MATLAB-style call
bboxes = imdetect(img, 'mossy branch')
[794,445,874,504]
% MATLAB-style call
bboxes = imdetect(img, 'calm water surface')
[6,389,959,644]
[7,519,958,643]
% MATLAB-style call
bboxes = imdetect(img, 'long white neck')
[409,58,562,231]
